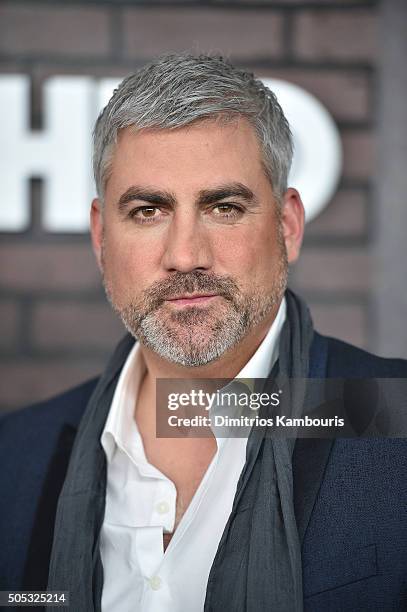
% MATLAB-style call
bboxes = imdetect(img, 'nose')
[161,210,213,273]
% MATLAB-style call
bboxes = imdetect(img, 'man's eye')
[139,207,158,217]
[129,206,162,223]
[212,204,243,218]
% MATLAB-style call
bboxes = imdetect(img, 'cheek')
[102,232,159,302]
[211,224,277,285]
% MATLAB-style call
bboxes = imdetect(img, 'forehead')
[105,117,266,197]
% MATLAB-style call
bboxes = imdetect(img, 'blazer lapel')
[292,332,335,544]
[23,423,78,589]
[293,437,334,544]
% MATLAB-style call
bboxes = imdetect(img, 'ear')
[90,198,104,272]
[280,188,305,264]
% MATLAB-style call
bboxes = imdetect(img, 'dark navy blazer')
[1,332,407,611]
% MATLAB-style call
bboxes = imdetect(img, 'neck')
[138,303,280,382]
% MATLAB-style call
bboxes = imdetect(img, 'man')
[0,54,406,612]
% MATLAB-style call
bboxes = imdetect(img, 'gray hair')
[93,53,293,202]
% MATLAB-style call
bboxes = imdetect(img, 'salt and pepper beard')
[102,225,288,368]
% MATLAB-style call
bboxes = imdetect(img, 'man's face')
[91,118,303,367]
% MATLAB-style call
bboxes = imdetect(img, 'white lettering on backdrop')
[0,75,341,232]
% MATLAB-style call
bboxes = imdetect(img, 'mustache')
[140,271,241,311]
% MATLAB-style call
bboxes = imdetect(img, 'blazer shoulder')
[0,379,99,590]
[0,377,99,441]
[318,332,407,378]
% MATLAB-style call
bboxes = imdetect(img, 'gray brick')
[32,300,125,351]
[0,300,20,351]
[291,248,370,292]
[342,130,376,181]
[217,0,372,4]
[0,359,104,410]
[0,4,111,57]
[263,68,370,122]
[310,302,366,348]
[122,8,284,60]
[0,244,101,292]
[305,189,367,238]
[293,9,378,62]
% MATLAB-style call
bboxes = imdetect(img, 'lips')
[165,294,218,306]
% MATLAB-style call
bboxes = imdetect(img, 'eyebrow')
[117,187,177,211]
[117,181,258,212]
[197,183,257,206]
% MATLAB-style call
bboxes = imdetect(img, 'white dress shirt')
[100,298,286,612]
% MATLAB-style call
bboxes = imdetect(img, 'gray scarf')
[48,289,313,612]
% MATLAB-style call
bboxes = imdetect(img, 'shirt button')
[149,576,162,591]
[156,501,170,514]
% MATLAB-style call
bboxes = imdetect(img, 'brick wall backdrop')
[0,0,384,410]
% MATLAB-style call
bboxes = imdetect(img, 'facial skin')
[91,117,304,377]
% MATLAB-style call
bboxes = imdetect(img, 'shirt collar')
[101,296,286,463]
[237,296,286,380]
[101,343,145,463]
